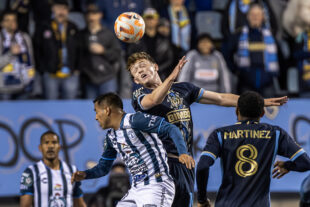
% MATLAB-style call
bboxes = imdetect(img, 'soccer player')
[20,131,86,207]
[127,52,288,207]
[196,91,310,207]
[71,93,195,207]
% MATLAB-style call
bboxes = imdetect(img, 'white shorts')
[117,179,175,207]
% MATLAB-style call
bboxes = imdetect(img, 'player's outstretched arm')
[140,56,188,110]
[198,90,288,107]
[73,197,87,207]
[20,195,33,207]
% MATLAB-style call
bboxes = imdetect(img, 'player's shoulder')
[132,84,150,99]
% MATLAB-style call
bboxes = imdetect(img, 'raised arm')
[140,56,188,110]
[198,90,288,107]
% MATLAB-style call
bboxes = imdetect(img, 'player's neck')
[43,158,60,170]
[238,116,260,122]
[111,111,125,130]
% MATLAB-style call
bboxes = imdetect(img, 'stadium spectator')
[283,0,310,97]
[96,0,145,31]
[300,174,310,207]
[0,10,35,100]
[34,0,80,99]
[157,18,171,37]
[178,33,232,93]
[196,91,310,207]
[161,0,192,53]
[79,4,121,99]
[20,131,86,207]
[5,0,30,33]
[88,162,130,207]
[223,3,279,97]
[127,8,175,80]
[222,0,278,40]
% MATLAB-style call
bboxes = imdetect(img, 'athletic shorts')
[117,178,175,207]
[168,157,195,207]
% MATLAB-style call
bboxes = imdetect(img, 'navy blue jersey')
[132,82,204,155]
[202,120,305,207]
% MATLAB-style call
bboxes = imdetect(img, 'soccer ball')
[114,12,145,43]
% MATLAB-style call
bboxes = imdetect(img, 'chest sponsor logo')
[167,109,191,124]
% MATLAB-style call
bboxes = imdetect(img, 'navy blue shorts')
[168,157,195,207]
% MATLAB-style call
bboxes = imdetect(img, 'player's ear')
[105,106,112,116]
[39,144,42,153]
[260,109,265,118]
[235,107,239,117]
[154,64,159,72]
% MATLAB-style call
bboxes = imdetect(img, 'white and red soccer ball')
[114,12,145,43]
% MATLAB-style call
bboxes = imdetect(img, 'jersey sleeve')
[102,136,118,160]
[72,181,83,198]
[277,128,305,161]
[85,136,117,179]
[130,112,164,133]
[132,84,148,111]
[201,130,222,161]
[20,167,34,196]
[183,82,204,104]
[130,112,187,154]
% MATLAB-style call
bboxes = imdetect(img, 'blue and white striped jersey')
[20,160,83,207]
[85,112,188,186]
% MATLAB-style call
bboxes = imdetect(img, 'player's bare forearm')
[264,96,288,106]
[199,91,239,107]
[73,197,87,207]
[141,57,187,110]
[20,195,33,207]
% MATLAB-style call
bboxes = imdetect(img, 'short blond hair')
[127,52,156,71]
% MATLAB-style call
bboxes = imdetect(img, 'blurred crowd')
[0,0,310,100]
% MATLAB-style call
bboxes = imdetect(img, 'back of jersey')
[203,120,303,207]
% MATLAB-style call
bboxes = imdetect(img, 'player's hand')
[168,56,188,81]
[264,96,288,106]
[197,199,211,207]
[71,171,86,184]
[272,161,289,179]
[179,154,195,169]
[89,43,105,54]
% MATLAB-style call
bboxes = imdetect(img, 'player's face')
[94,102,110,129]
[129,59,158,85]
[39,134,60,161]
